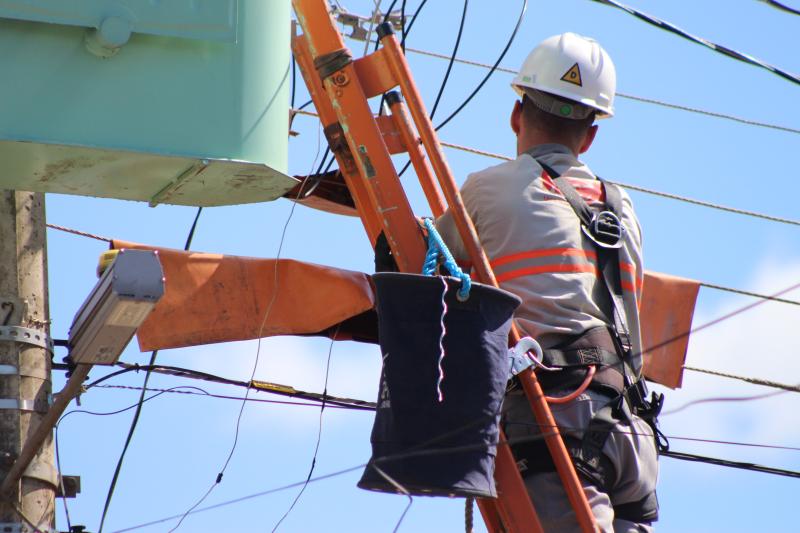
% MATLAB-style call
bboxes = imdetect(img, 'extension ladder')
[291,1,598,531]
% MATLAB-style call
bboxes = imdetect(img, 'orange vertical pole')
[385,92,545,533]
[292,32,383,244]
[293,0,426,273]
[377,24,598,533]
[384,91,446,218]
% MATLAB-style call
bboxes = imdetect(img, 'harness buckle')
[582,210,625,249]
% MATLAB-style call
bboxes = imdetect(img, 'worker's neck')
[517,131,579,157]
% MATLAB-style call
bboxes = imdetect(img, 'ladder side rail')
[385,93,447,218]
[377,25,599,533]
[292,32,383,243]
[293,0,427,273]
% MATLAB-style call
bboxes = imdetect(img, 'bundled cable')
[590,0,800,86]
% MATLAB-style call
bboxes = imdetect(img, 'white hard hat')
[512,32,616,118]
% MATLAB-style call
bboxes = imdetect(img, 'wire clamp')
[0,326,54,354]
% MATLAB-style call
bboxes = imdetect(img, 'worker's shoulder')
[464,154,538,186]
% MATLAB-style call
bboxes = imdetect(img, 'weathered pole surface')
[0,191,55,531]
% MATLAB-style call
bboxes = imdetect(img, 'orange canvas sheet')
[116,239,697,389]
[112,241,376,352]
[640,271,700,389]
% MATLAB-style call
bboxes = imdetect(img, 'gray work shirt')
[436,143,644,375]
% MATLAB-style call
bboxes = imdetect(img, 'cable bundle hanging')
[590,0,800,86]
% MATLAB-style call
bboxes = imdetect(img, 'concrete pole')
[0,191,55,531]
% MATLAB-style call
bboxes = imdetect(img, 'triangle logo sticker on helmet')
[560,63,583,87]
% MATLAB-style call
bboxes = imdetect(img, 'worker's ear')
[578,124,598,154]
[510,100,522,135]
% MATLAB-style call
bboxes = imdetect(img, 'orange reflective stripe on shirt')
[491,247,597,269]
[492,246,639,293]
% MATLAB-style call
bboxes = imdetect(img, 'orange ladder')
[291,2,597,531]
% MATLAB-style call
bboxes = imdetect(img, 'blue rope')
[422,219,471,300]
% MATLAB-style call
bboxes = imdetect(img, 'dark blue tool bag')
[358,273,520,498]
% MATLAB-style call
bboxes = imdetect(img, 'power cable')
[270,331,338,532]
[432,0,526,132]
[396,0,519,178]
[393,45,800,135]
[607,180,800,228]
[294,109,800,234]
[88,362,377,411]
[93,384,365,411]
[661,389,789,416]
[683,366,800,394]
[589,0,800,86]
[97,206,203,533]
[760,0,800,16]
[427,0,467,121]
[56,386,208,532]
[434,137,800,231]
[662,450,800,479]
[168,125,326,532]
[46,223,112,242]
[111,427,800,532]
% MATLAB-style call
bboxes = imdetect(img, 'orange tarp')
[115,241,698,389]
[640,271,700,389]
[112,241,376,352]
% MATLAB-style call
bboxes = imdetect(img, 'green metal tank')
[0,0,294,207]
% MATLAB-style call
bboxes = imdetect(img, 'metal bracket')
[0,327,53,353]
[55,475,81,499]
[22,460,59,489]
[0,523,57,533]
[0,398,50,413]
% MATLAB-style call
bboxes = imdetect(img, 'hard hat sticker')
[560,63,583,86]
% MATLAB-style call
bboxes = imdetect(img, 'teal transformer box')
[0,0,295,207]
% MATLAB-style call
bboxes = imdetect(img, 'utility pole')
[0,191,55,532]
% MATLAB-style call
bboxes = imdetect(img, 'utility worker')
[436,33,661,532]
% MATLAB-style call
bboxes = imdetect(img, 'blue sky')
[44,1,799,532]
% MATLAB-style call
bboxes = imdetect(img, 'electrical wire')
[427,0,467,121]
[373,43,800,136]
[661,450,800,479]
[97,206,203,533]
[661,389,790,416]
[111,425,800,532]
[270,330,339,531]
[93,384,366,410]
[168,124,326,532]
[760,0,800,16]
[433,0,526,132]
[590,0,800,86]
[86,362,377,411]
[56,386,208,532]
[683,366,800,394]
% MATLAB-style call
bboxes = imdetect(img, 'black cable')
[99,361,376,410]
[97,208,203,533]
[169,145,324,531]
[428,0,468,120]
[270,332,338,531]
[662,450,800,479]
[761,0,800,16]
[57,386,207,532]
[396,0,468,178]
[376,0,427,115]
[591,0,800,86]
[398,0,524,178]
[434,0,526,131]
[113,424,800,532]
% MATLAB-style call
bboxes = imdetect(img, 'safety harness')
[508,159,666,523]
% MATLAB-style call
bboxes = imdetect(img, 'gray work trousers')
[503,389,659,533]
